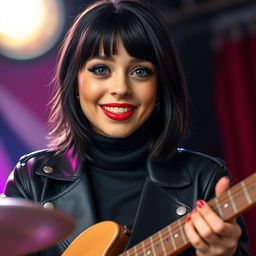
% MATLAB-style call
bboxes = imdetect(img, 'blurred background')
[0,0,255,254]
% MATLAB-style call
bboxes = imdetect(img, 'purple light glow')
[65,149,79,174]
[0,140,12,192]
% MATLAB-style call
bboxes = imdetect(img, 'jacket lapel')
[36,149,192,249]
[36,153,98,244]
[127,150,192,248]
[49,167,97,243]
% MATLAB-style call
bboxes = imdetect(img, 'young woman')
[4,0,249,255]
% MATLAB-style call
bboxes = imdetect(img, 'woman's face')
[78,39,158,138]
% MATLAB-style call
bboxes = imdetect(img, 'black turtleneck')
[86,121,151,229]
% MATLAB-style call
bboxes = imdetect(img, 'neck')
[86,120,152,170]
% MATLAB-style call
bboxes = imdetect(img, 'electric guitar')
[62,172,256,256]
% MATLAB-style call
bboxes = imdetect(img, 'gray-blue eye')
[131,67,154,78]
[87,65,110,75]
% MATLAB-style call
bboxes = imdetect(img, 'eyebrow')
[89,56,114,61]
[89,56,151,63]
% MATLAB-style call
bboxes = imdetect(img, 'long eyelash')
[133,67,154,76]
[87,64,108,72]
[142,67,154,75]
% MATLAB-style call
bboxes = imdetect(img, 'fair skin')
[78,38,157,138]
[78,38,241,255]
[184,177,242,256]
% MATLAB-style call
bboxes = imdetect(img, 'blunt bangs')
[49,0,188,161]
[75,3,157,70]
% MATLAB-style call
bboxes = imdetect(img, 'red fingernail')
[196,200,204,208]
[186,216,191,222]
[192,209,197,213]
[224,177,230,183]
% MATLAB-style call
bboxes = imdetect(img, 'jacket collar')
[35,150,82,181]
[36,149,191,187]
[147,148,191,187]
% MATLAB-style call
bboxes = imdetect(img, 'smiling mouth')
[102,106,133,113]
[100,103,137,121]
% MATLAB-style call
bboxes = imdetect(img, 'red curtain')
[213,30,256,255]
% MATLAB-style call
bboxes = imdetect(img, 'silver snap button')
[43,166,54,174]
[176,206,187,216]
[43,202,54,209]
[0,193,6,198]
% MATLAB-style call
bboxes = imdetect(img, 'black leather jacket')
[4,148,249,255]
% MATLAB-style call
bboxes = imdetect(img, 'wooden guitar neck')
[120,172,256,256]
[63,172,256,256]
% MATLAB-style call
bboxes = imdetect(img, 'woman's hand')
[184,177,242,256]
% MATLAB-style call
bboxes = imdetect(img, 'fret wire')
[158,231,167,255]
[214,197,224,218]
[167,224,177,250]
[134,243,141,256]
[128,246,135,256]
[241,181,252,204]
[208,176,256,212]
[246,175,256,198]
[149,236,156,256]
[228,189,237,212]
[139,176,256,255]
[161,177,255,243]
[164,218,187,242]
[134,244,138,256]
[160,176,254,243]
[142,241,147,255]
[170,222,183,246]
[125,175,256,256]
[143,176,254,252]
[131,223,183,256]
[178,218,188,243]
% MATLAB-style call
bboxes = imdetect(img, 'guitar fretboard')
[120,173,256,256]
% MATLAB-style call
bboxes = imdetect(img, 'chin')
[101,128,135,139]
[106,132,132,139]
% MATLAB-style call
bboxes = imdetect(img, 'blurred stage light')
[0,0,65,60]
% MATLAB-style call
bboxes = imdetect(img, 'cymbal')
[0,197,75,256]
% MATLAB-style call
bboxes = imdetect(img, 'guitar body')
[62,221,130,256]
[62,173,256,256]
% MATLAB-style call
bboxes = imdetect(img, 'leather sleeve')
[4,162,32,199]
[4,163,43,256]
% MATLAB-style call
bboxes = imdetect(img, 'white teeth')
[103,106,133,113]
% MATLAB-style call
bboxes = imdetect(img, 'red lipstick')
[100,103,137,121]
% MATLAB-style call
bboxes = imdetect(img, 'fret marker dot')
[174,233,179,238]
[224,203,229,208]
[147,250,151,255]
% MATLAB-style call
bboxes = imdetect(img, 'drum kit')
[0,196,75,256]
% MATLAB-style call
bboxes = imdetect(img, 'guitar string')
[124,177,256,256]
[128,177,256,256]
[121,176,256,256]
[123,177,255,256]
[129,177,256,256]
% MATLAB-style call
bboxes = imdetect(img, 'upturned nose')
[109,72,131,97]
